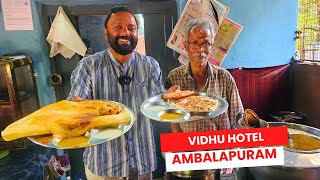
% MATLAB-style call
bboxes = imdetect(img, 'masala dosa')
[1,100,131,141]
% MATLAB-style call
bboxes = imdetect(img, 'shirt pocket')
[132,76,148,87]
[132,79,148,88]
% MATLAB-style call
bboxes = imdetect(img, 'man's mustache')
[192,52,207,57]
[115,36,133,43]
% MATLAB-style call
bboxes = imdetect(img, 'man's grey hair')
[184,18,215,41]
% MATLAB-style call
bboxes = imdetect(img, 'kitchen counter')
[0,143,56,180]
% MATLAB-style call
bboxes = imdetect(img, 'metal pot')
[249,122,320,180]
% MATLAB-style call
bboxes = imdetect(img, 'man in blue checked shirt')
[68,6,164,180]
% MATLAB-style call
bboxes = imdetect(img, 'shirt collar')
[107,49,135,71]
[184,62,218,78]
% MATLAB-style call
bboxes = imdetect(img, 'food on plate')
[159,112,184,120]
[98,103,122,115]
[56,136,90,148]
[284,134,320,151]
[30,135,54,144]
[1,100,131,141]
[170,96,218,112]
[162,90,195,100]
[91,128,123,139]
[189,115,205,120]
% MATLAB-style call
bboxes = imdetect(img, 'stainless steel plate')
[28,101,135,149]
[140,92,228,123]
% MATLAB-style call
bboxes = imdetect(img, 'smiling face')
[184,27,213,67]
[104,11,138,55]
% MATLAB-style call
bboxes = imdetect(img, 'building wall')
[292,62,320,129]
[220,0,298,69]
[0,1,55,107]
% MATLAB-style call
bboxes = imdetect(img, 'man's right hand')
[72,96,83,102]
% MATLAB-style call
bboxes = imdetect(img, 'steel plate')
[28,101,135,149]
[140,92,228,123]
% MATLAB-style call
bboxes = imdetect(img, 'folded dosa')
[1,100,131,141]
[162,90,195,100]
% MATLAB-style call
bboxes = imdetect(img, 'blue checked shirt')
[67,49,164,176]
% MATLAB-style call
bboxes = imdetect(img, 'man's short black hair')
[104,6,139,29]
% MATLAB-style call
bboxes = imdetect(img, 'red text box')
[160,127,288,152]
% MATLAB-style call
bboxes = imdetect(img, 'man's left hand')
[167,85,180,92]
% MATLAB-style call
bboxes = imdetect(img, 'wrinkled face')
[105,11,138,55]
[184,27,213,66]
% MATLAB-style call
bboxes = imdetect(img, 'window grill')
[297,0,320,61]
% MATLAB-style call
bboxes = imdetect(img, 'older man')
[165,18,244,133]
